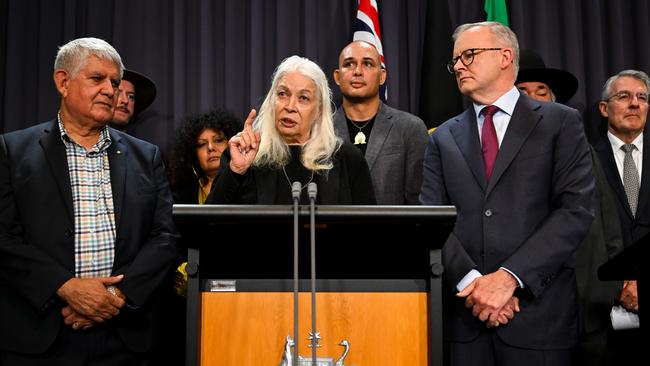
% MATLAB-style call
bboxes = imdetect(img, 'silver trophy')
[278,335,350,366]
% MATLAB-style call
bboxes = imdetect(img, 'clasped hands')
[457,269,520,328]
[56,274,126,331]
[620,280,639,313]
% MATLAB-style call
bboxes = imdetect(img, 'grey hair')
[253,55,341,172]
[54,37,124,78]
[601,69,650,100]
[452,21,520,78]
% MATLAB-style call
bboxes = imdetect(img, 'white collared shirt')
[457,86,524,292]
[473,86,521,146]
[607,131,643,186]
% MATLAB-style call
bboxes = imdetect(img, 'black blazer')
[420,94,594,349]
[593,130,650,247]
[333,102,429,204]
[0,120,178,353]
[208,142,376,205]
[575,146,624,335]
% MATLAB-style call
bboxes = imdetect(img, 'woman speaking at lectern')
[206,55,375,205]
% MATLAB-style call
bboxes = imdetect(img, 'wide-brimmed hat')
[516,49,578,103]
[122,69,157,115]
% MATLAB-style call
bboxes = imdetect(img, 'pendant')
[354,131,366,145]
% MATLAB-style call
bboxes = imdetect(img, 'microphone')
[307,182,318,364]
[291,180,302,360]
[292,181,302,202]
[307,182,317,202]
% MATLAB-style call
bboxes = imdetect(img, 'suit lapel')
[594,137,633,219]
[333,109,349,140]
[450,108,487,190]
[486,96,542,196]
[39,120,74,222]
[108,131,127,231]
[635,131,650,220]
[364,103,392,170]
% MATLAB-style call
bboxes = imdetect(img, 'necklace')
[282,165,314,192]
[351,119,372,145]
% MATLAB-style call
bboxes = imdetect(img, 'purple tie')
[481,105,500,182]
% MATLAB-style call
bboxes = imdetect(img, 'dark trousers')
[0,325,148,366]
[446,329,572,366]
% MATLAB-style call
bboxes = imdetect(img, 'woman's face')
[274,71,319,144]
[195,128,228,179]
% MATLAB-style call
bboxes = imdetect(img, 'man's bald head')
[338,41,382,67]
[334,41,386,103]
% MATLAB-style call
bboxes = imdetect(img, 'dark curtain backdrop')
[2,0,650,158]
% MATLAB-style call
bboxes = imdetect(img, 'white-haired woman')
[207,55,375,204]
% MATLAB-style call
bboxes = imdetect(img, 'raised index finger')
[244,109,257,131]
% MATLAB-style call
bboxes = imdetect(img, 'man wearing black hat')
[515,49,578,104]
[110,69,157,131]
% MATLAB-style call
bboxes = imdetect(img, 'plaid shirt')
[58,114,116,278]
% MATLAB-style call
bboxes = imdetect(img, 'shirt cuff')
[499,266,524,288]
[457,269,482,292]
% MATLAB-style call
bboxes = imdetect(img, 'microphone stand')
[307,182,319,365]
[291,181,302,363]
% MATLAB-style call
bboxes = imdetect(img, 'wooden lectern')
[173,205,455,366]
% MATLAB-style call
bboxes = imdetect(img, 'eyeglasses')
[606,91,649,104]
[447,48,502,74]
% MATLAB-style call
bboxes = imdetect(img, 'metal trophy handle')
[279,336,350,366]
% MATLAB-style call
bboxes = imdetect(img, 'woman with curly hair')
[170,109,241,203]
[155,109,241,366]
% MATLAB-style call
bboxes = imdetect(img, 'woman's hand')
[229,109,261,174]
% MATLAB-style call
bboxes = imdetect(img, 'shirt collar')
[57,111,112,152]
[473,86,520,120]
[607,130,643,152]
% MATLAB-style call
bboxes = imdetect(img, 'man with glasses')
[592,69,647,364]
[420,21,594,366]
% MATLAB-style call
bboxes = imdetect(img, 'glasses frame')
[447,48,503,74]
[606,91,650,105]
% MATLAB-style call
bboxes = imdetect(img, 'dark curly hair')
[170,109,241,201]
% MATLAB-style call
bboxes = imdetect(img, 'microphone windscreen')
[292,182,302,199]
[308,182,317,199]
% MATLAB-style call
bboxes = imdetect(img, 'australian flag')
[353,0,387,102]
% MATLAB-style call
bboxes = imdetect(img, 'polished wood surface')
[200,292,429,366]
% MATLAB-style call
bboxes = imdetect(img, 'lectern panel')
[200,292,428,366]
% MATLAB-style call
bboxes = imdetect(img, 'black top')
[207,142,376,205]
[346,115,376,156]
[275,145,316,204]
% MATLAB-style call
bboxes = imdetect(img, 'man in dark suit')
[419,22,594,366]
[514,49,625,365]
[592,69,648,364]
[0,37,178,365]
[333,40,429,204]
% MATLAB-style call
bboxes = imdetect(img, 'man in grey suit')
[592,69,647,364]
[333,40,429,204]
[419,22,594,366]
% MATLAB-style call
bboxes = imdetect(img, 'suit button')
[484,209,493,217]
[64,228,73,237]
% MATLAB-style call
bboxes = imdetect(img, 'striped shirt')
[58,114,116,278]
